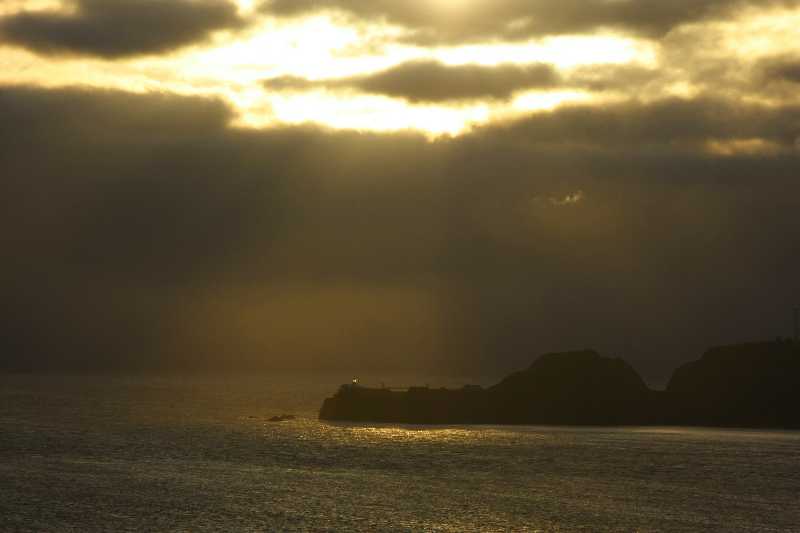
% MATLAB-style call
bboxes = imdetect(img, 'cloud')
[262,62,667,104]
[261,75,323,91]
[262,0,796,44]
[0,0,245,58]
[550,190,585,206]
[2,85,799,376]
[564,64,662,93]
[264,60,559,101]
[331,61,559,102]
[477,96,800,152]
[763,57,800,83]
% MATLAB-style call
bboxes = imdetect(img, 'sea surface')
[1,374,799,532]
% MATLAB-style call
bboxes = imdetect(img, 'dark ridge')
[488,350,658,425]
[666,340,800,428]
[319,342,800,428]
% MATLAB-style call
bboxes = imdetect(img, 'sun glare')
[10,2,796,135]
[259,91,491,136]
[166,16,655,133]
[512,90,594,111]
[434,35,656,69]
[0,0,65,16]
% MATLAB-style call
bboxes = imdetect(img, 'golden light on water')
[344,426,489,444]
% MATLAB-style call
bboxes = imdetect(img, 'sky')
[1,0,799,381]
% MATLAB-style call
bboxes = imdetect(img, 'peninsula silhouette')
[319,341,800,429]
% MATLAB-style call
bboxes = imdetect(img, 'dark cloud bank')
[264,0,799,44]
[264,62,665,103]
[2,85,799,382]
[764,57,800,84]
[0,0,244,58]
[264,61,560,102]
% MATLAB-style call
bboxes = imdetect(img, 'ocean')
[2,374,799,532]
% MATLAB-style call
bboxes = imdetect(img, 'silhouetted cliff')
[488,350,660,425]
[321,350,663,425]
[319,384,489,424]
[320,342,800,428]
[666,341,800,428]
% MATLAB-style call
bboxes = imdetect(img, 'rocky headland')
[319,341,800,428]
